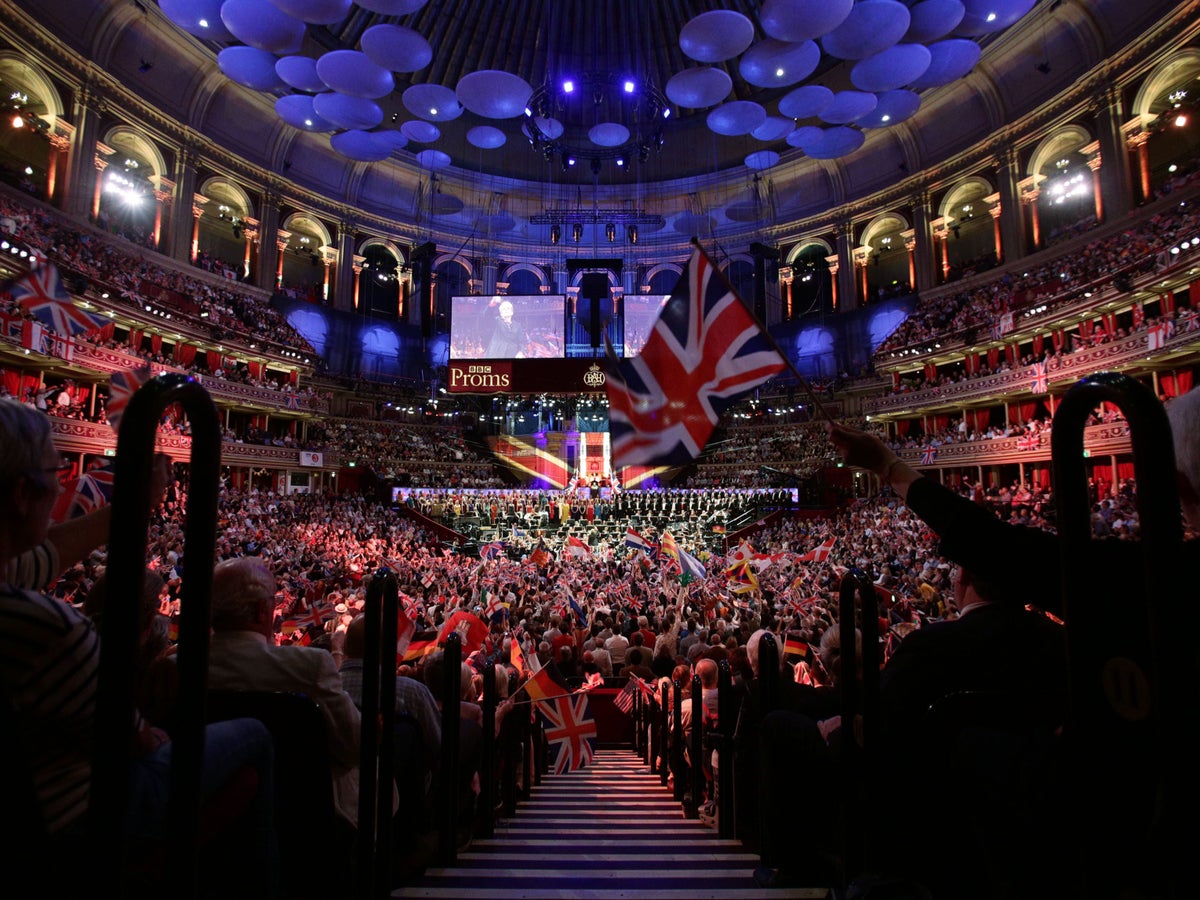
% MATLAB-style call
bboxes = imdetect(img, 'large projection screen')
[621,293,670,356]
[450,295,565,359]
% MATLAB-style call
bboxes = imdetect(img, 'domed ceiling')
[158,0,1041,183]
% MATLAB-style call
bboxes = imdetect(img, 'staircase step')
[392,749,829,899]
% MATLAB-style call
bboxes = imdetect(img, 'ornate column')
[910,192,937,291]
[170,141,199,262]
[902,233,916,289]
[320,247,336,304]
[352,255,365,310]
[91,142,115,220]
[274,229,291,290]
[1126,130,1152,202]
[332,221,357,312]
[46,128,72,205]
[989,201,1003,262]
[779,266,794,320]
[825,254,839,311]
[1093,79,1134,220]
[241,218,259,280]
[994,144,1026,264]
[190,193,209,263]
[482,258,498,295]
[835,223,856,312]
[255,190,281,292]
[1023,187,1041,250]
[151,182,173,251]
[1086,155,1104,222]
[64,86,102,218]
[932,220,950,280]
[853,246,871,306]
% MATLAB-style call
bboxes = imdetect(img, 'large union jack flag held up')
[606,245,787,467]
[536,692,597,775]
[8,263,106,337]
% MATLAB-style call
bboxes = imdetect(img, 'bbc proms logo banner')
[299,451,324,467]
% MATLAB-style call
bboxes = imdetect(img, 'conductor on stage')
[486,300,527,358]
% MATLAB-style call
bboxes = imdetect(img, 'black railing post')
[356,573,385,898]
[521,702,533,800]
[659,681,670,786]
[717,660,734,839]
[92,374,221,897]
[686,672,703,819]
[436,633,462,865]
[480,662,496,838]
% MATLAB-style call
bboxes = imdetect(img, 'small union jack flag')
[1030,361,1049,394]
[606,244,787,467]
[1017,433,1041,451]
[536,692,597,775]
[106,365,153,433]
[285,392,300,410]
[50,464,116,523]
[8,263,106,336]
[479,541,506,561]
[921,447,937,465]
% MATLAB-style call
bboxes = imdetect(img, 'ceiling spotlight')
[623,80,635,94]
[605,222,616,242]
[571,223,583,243]
[562,79,575,94]
[550,224,561,244]
[627,225,638,244]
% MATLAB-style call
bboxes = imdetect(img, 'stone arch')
[1026,124,1093,179]
[787,238,833,265]
[0,52,64,123]
[940,176,996,223]
[860,212,911,250]
[199,176,253,218]
[641,262,683,291]
[1132,49,1200,126]
[357,237,403,266]
[103,124,167,182]
[283,212,333,250]
[503,262,548,290]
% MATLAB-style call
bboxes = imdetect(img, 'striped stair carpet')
[393,748,828,899]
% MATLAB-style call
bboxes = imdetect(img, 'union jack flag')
[285,392,300,410]
[479,540,506,561]
[606,245,787,467]
[536,692,597,775]
[1017,433,1041,451]
[106,365,153,433]
[7,263,106,336]
[50,464,116,523]
[1030,361,1048,394]
[921,447,937,465]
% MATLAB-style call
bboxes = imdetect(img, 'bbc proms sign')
[446,359,607,394]
[299,451,324,467]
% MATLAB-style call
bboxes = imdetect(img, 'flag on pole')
[565,535,592,559]
[613,679,637,715]
[438,609,489,655]
[795,537,836,563]
[400,630,440,662]
[530,538,554,568]
[624,527,654,555]
[605,245,787,467]
[726,560,759,594]
[535,692,597,774]
[7,263,106,336]
[520,663,567,702]
[395,613,417,664]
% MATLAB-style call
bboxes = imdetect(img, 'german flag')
[519,662,567,702]
[400,630,439,663]
[784,633,811,660]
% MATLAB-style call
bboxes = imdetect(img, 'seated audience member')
[208,555,362,826]
[618,646,655,681]
[0,399,275,896]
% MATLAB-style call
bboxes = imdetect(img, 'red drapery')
[967,409,989,431]
[1033,334,1043,356]
[987,347,1000,369]
[289,369,299,385]
[128,328,142,349]
[96,322,115,342]
[248,361,265,380]
[894,419,910,436]
[1007,401,1037,424]
[1160,371,1194,398]
[1162,292,1176,315]
[150,334,162,355]
[174,343,196,367]
[207,350,222,372]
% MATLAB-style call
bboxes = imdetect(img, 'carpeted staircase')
[393,748,828,899]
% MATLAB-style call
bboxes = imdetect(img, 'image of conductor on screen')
[486,299,528,358]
